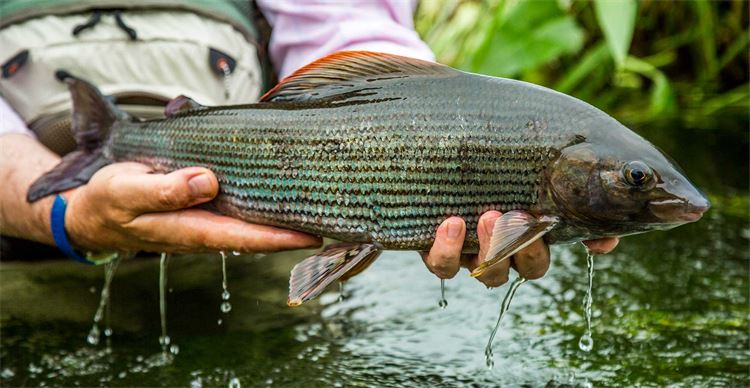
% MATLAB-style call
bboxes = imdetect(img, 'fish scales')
[108,75,571,251]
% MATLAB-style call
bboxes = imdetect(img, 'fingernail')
[446,220,462,240]
[188,174,214,198]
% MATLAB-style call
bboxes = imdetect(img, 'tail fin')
[27,71,129,202]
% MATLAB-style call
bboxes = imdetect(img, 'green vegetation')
[416,0,749,126]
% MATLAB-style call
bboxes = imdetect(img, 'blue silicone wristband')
[51,194,93,265]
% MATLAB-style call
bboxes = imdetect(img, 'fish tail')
[27,71,130,202]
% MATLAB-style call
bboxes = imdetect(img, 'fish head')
[548,122,710,236]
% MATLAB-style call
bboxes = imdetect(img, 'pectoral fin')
[288,243,382,307]
[471,211,559,277]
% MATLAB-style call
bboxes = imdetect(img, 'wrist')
[52,193,118,265]
[61,188,94,250]
[28,195,57,245]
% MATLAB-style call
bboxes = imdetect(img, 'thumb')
[105,164,219,214]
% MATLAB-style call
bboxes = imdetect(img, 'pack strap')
[72,10,137,40]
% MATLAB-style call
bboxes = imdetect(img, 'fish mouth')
[648,196,710,224]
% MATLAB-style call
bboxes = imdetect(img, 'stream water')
[1,119,747,386]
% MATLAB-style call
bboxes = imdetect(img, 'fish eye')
[622,161,652,187]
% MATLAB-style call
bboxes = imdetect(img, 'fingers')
[124,208,322,253]
[583,237,619,254]
[421,217,465,279]
[512,238,550,280]
[99,163,218,215]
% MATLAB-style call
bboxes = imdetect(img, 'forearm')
[0,134,61,245]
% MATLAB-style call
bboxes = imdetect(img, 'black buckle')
[2,50,29,79]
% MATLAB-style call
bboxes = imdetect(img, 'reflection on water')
[1,122,748,386]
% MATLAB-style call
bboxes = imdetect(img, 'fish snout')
[688,194,710,215]
[649,192,710,223]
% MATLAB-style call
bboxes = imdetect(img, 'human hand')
[421,211,619,287]
[63,162,322,253]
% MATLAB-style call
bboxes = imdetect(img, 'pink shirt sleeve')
[256,0,435,79]
[0,96,33,136]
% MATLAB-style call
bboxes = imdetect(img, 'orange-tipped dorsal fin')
[261,51,457,103]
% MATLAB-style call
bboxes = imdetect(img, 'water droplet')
[217,319,223,326]
[484,347,494,369]
[579,246,595,352]
[103,328,113,337]
[337,282,346,302]
[136,355,144,362]
[169,344,180,355]
[158,335,171,347]
[89,286,96,294]
[87,325,100,346]
[438,279,448,309]
[228,377,241,388]
[232,251,241,256]
[159,253,171,353]
[484,276,527,369]
[169,287,173,293]
[87,257,121,346]
[578,333,593,352]
[219,251,232,314]
[27,363,42,374]
[118,371,127,379]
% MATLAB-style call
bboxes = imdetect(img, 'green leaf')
[471,0,584,78]
[594,0,637,67]
[554,42,610,93]
[623,56,675,116]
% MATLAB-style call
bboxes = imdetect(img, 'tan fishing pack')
[0,3,263,154]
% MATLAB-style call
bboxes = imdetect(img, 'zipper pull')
[209,48,237,101]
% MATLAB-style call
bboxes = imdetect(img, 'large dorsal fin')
[260,51,457,103]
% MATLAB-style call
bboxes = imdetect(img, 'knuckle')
[522,267,547,280]
[426,258,457,279]
[156,182,189,209]
[429,257,456,273]
[483,273,508,288]
[102,174,120,200]
[119,218,143,235]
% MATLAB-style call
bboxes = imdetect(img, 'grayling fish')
[28,51,709,306]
